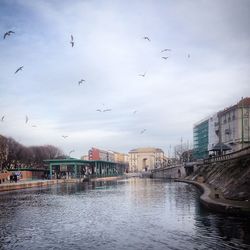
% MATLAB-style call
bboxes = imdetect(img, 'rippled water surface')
[0,178,249,250]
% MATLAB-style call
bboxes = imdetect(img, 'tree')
[0,134,64,169]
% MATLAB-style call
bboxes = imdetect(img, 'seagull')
[161,49,171,52]
[15,66,23,74]
[1,116,4,122]
[187,53,190,59]
[96,109,102,112]
[25,115,29,124]
[143,36,150,41]
[62,135,68,139]
[138,72,146,77]
[103,109,112,112]
[78,79,85,85]
[3,31,15,39]
[70,35,74,47]
[140,129,146,134]
[162,57,168,60]
[69,150,75,156]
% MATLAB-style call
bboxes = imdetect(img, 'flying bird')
[96,109,102,112]
[78,79,85,85]
[143,36,150,41]
[15,66,23,74]
[138,72,146,77]
[140,129,146,134]
[161,49,171,52]
[62,135,68,139]
[1,116,4,122]
[69,150,75,156]
[103,109,112,112]
[70,35,74,47]
[3,30,15,39]
[162,57,168,60]
[25,115,29,124]
[187,53,191,59]
[133,110,137,115]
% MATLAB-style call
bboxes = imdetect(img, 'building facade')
[113,152,129,164]
[208,113,219,152]
[193,97,250,159]
[217,97,250,152]
[128,147,165,172]
[88,147,115,162]
[193,118,209,160]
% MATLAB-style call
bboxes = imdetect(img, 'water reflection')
[0,178,249,250]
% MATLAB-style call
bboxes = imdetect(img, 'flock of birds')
[1,30,191,155]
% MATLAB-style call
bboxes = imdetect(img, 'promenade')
[0,179,64,192]
[0,176,125,193]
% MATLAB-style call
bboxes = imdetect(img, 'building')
[112,152,129,164]
[88,147,115,162]
[217,97,250,152]
[208,113,219,152]
[81,155,89,161]
[128,147,165,172]
[193,97,250,159]
[193,118,209,160]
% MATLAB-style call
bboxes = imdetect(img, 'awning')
[210,143,231,151]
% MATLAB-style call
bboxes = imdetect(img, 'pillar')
[74,164,77,178]
[50,164,53,180]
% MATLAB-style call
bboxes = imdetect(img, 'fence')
[203,146,250,164]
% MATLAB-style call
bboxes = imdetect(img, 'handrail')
[204,146,250,164]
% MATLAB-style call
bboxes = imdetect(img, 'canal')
[0,178,249,250]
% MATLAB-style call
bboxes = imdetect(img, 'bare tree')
[0,135,8,170]
[0,134,64,169]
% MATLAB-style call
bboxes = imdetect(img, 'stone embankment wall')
[152,165,186,179]
[188,155,250,201]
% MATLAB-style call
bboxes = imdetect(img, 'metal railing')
[203,146,250,164]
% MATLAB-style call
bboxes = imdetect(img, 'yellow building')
[112,151,129,164]
[128,147,165,172]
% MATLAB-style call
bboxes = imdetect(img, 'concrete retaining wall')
[0,180,63,192]
[152,165,186,179]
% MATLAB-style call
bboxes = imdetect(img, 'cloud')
[0,0,249,157]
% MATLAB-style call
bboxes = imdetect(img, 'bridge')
[43,158,126,180]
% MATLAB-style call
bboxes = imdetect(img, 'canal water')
[0,178,249,250]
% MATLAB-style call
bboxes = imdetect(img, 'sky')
[0,0,249,158]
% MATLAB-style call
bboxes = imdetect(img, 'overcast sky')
[0,0,249,158]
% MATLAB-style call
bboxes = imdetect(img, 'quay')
[0,176,125,193]
[0,179,63,192]
[151,146,250,216]
[0,158,127,193]
[175,179,250,216]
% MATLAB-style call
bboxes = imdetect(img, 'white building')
[208,113,219,153]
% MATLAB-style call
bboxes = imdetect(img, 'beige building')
[217,97,250,152]
[128,147,165,172]
[81,155,89,160]
[113,152,129,164]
